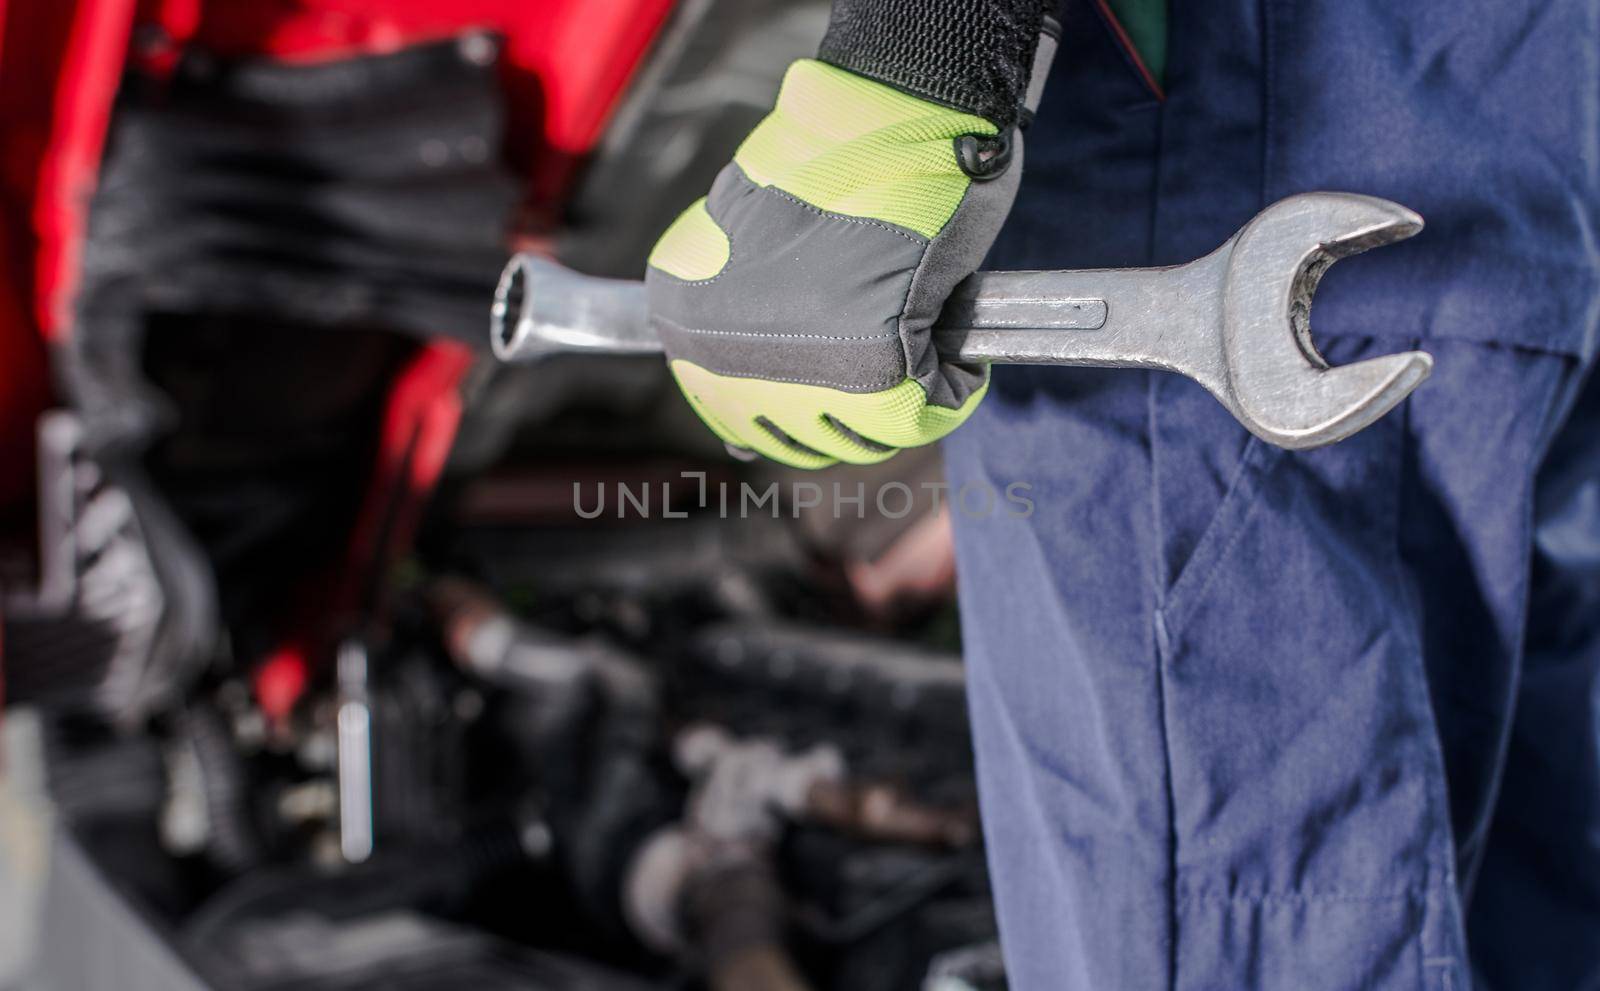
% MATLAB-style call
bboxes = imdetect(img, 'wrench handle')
[933,266,1196,371]
[493,254,1189,370]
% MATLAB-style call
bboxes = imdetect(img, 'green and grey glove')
[645,55,1035,469]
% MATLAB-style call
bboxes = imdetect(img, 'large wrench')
[491,192,1432,450]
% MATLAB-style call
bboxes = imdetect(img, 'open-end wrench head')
[1220,192,1430,450]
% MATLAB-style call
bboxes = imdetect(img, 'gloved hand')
[645,59,1024,469]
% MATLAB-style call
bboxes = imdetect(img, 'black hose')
[180,705,263,875]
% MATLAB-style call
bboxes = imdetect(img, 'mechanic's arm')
[646,1,1057,468]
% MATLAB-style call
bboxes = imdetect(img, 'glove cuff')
[818,0,1053,128]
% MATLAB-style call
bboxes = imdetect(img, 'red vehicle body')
[0,0,676,703]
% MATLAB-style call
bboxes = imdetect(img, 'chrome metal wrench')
[491,192,1432,450]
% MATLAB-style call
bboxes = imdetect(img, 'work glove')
[646,59,1024,469]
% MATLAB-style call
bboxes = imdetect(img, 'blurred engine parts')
[2,3,1004,989]
[1,412,170,723]
[22,549,997,989]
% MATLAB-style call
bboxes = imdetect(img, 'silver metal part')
[492,259,657,362]
[621,725,845,956]
[335,639,374,865]
[491,192,1433,450]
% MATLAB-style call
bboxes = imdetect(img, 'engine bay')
[0,7,1007,989]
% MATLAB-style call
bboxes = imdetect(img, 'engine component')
[429,577,658,724]
[682,621,973,798]
[1,412,171,723]
[623,726,829,991]
[623,728,841,954]
[335,639,376,865]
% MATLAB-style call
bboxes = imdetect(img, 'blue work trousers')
[945,2,1600,987]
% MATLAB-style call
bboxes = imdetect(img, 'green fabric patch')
[1107,0,1168,84]
[733,59,994,240]
[671,359,986,469]
[647,198,730,281]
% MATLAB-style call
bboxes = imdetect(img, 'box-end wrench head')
[490,192,1431,450]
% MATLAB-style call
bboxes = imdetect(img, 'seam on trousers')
[1162,431,1256,596]
[1161,437,1284,636]
[1144,45,1176,989]
[1455,349,1583,898]
[1388,350,1444,991]
[1383,337,1465,989]
[1154,613,1179,991]
[1149,373,1168,610]
[1260,0,1278,202]
[1176,888,1424,905]
[1148,371,1180,991]
[1145,29,1168,283]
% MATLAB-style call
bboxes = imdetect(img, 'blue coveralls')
[944,3,1600,988]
